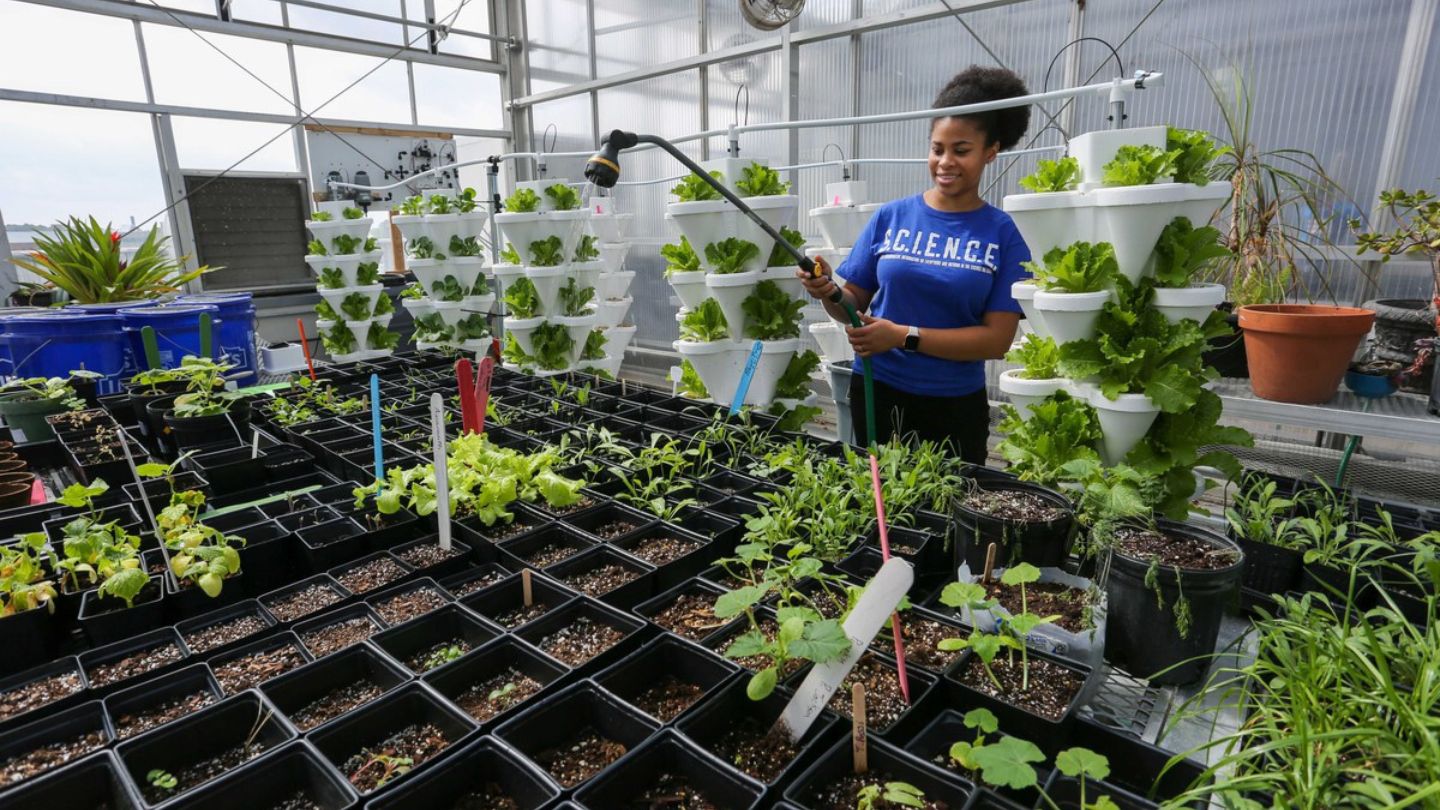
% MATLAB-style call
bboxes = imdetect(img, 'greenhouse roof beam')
[17,0,503,73]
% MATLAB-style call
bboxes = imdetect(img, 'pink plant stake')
[869,453,911,703]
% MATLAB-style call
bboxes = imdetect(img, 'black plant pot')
[493,680,659,792]
[1042,770,1161,809]
[387,535,475,580]
[498,523,598,571]
[457,500,553,544]
[677,509,744,547]
[79,628,191,695]
[259,574,352,626]
[0,656,88,731]
[633,577,739,647]
[1299,560,1375,608]
[422,636,569,729]
[1202,309,1248,378]
[592,634,738,725]
[164,399,254,453]
[298,516,369,572]
[783,651,937,742]
[944,646,1098,746]
[207,631,314,697]
[0,603,60,678]
[575,728,766,809]
[1071,716,1209,806]
[438,562,518,598]
[610,522,718,591]
[370,604,502,676]
[77,575,167,647]
[363,578,455,628]
[164,567,246,620]
[459,569,576,630]
[782,736,973,809]
[183,446,265,496]
[1234,536,1303,596]
[155,740,359,810]
[675,679,838,794]
[115,691,297,806]
[363,735,560,810]
[260,642,412,734]
[0,701,114,790]
[121,472,209,515]
[127,381,187,436]
[953,480,1076,574]
[101,663,224,742]
[293,602,387,660]
[175,599,278,657]
[512,597,648,677]
[544,544,657,610]
[229,520,291,594]
[306,682,479,798]
[560,500,658,543]
[1105,520,1243,685]
[0,750,142,810]
[900,707,1048,806]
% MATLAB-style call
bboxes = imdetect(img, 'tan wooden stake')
[851,682,868,774]
[521,568,533,607]
[982,542,998,585]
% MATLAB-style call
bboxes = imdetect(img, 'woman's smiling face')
[928,116,997,206]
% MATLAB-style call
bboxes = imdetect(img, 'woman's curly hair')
[933,66,1031,151]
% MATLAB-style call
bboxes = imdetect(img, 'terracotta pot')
[1239,304,1375,404]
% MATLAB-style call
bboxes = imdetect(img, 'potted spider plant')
[0,377,85,441]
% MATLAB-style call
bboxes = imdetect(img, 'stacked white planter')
[667,158,805,408]
[1000,126,1231,464]
[495,180,598,375]
[584,201,636,377]
[306,203,393,363]
[806,180,875,377]
[395,191,493,352]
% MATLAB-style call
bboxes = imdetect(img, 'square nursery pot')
[0,656,89,731]
[42,502,144,547]
[529,488,608,521]
[1072,716,1210,807]
[513,597,648,677]
[260,642,413,734]
[175,599,278,657]
[498,523,598,571]
[164,564,247,620]
[0,700,113,789]
[676,679,839,792]
[0,601,63,679]
[298,515,370,572]
[122,471,210,514]
[260,574,353,625]
[543,544,657,610]
[865,605,969,677]
[102,663,224,742]
[439,562,517,598]
[634,577,739,646]
[294,603,389,659]
[944,645,1100,747]
[1041,770,1162,810]
[371,604,502,676]
[208,631,314,696]
[387,535,476,580]
[783,651,937,742]
[80,627,191,694]
[493,680,660,792]
[592,634,738,725]
[559,500,658,543]
[0,750,142,810]
[227,519,291,594]
[328,551,416,598]
[363,735,560,810]
[783,736,974,809]
[677,509,744,547]
[611,523,716,590]
[307,682,479,798]
[861,524,935,570]
[458,501,554,544]
[952,480,1077,574]
[460,569,577,631]
[343,502,421,553]
[183,446,266,496]
[115,691,298,807]
[575,728,766,809]
[262,445,316,483]
[363,577,455,627]
[154,740,359,810]
[900,708,1050,807]
[423,636,570,729]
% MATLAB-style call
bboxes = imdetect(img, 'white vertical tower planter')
[998,370,1066,420]
[1033,290,1109,346]
[1089,389,1161,465]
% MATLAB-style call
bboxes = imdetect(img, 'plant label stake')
[868,453,912,705]
[982,542,998,585]
[370,374,383,483]
[851,683,868,774]
[199,312,213,359]
[728,340,765,416]
[473,357,494,433]
[456,359,477,434]
[295,319,317,382]
[251,430,261,460]
[521,568,533,607]
[776,557,913,743]
[140,326,162,371]
[430,393,451,552]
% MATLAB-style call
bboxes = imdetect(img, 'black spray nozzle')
[584,130,638,189]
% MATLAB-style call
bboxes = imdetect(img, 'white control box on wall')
[304,125,459,210]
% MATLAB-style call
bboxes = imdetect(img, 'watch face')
[905,330,919,351]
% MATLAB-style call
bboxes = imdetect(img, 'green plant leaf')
[1005,334,1061,380]
[1019,156,1081,193]
[528,236,565,267]
[741,280,804,340]
[661,237,701,276]
[939,581,989,609]
[724,629,770,658]
[714,585,768,619]
[1101,144,1179,186]
[671,171,724,202]
[1000,562,1041,586]
[787,618,850,663]
[1152,217,1230,289]
[767,226,805,267]
[736,163,789,197]
[544,184,580,211]
[704,238,761,275]
[503,188,541,213]
[969,736,1045,790]
[1167,126,1230,186]
[1024,241,1118,293]
[964,707,999,734]
[502,277,540,319]
[679,298,730,342]
[746,666,778,700]
[1055,747,1111,780]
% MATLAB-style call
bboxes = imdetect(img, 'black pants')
[849,374,990,465]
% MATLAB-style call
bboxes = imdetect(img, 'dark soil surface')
[115,690,216,739]
[985,580,1091,633]
[626,534,703,566]
[267,584,343,622]
[290,680,384,731]
[558,563,639,597]
[541,496,597,518]
[628,675,705,722]
[535,616,625,667]
[336,558,409,594]
[300,617,379,658]
[827,653,912,732]
[869,616,964,672]
[142,737,273,802]
[491,601,551,629]
[0,729,106,785]
[532,728,627,788]
[0,670,82,722]
[88,643,184,688]
[650,591,728,642]
[453,668,544,723]
[705,566,756,590]
[448,569,508,596]
[485,515,542,542]
[804,769,952,809]
[375,588,449,625]
[453,784,520,809]
[806,588,849,620]
[711,717,801,783]
[1114,527,1240,571]
[341,722,452,793]
[955,654,1082,722]
[271,790,324,810]
[395,543,463,570]
[962,489,1065,522]
[407,639,473,673]
[214,643,308,693]
[183,614,269,654]
[520,540,586,568]
[718,619,804,677]
[632,772,722,808]
[585,518,642,540]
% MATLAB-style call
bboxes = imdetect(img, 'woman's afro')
[933,66,1031,151]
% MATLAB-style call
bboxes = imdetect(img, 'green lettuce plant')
[662,237,701,276]
[448,235,482,257]
[529,236,565,267]
[310,211,333,222]
[767,227,805,267]
[573,234,600,262]
[558,278,595,316]
[453,314,489,342]
[368,323,401,350]
[501,333,530,365]
[500,244,522,265]
[673,359,709,399]
[736,163,789,197]
[671,171,724,202]
[432,276,466,302]
[529,322,573,370]
[315,300,339,321]
[679,299,729,342]
[412,313,451,343]
[544,184,581,211]
[372,292,394,317]
[322,321,357,355]
[409,236,438,259]
[470,275,490,296]
[1102,144,1178,187]
[741,281,804,340]
[1025,241,1118,293]
[1168,126,1230,186]
[306,239,327,257]
[428,194,454,215]
[1005,334,1061,379]
[582,329,607,361]
[356,262,381,286]
[704,238,760,274]
[503,277,540,318]
[456,188,478,213]
[503,188,541,213]
[332,234,364,255]
[341,292,376,321]
[342,207,365,220]
[995,391,1101,487]
[774,350,820,399]
[1152,218,1230,288]
[399,196,426,216]
[1019,156,1081,193]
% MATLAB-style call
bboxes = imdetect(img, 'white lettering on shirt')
[924,233,939,258]
[964,240,981,263]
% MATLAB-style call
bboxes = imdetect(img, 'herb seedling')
[148,769,178,791]
[856,782,925,809]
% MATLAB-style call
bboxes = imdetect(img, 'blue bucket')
[67,300,158,314]
[178,293,258,385]
[119,303,221,373]
[0,307,53,378]
[1,311,128,394]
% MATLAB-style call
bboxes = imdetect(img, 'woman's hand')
[796,256,837,301]
[847,313,907,357]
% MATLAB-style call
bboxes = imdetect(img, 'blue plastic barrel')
[0,307,52,379]
[0,311,128,394]
[67,300,158,314]
[118,303,220,373]
[178,293,258,385]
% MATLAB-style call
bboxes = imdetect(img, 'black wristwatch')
[903,325,920,352]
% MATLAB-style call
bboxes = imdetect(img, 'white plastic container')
[705,270,762,341]
[667,269,710,311]
[1069,125,1167,189]
[998,369,1066,419]
[1089,388,1160,464]
[1010,281,1050,339]
[1152,283,1225,325]
[1002,191,1093,266]
[1033,289,1108,345]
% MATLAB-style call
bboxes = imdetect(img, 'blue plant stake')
[728,340,765,417]
[370,374,383,483]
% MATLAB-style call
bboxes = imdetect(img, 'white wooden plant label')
[776,557,914,743]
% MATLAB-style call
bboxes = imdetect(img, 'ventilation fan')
[739,0,805,30]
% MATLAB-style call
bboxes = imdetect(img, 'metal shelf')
[1213,379,1440,445]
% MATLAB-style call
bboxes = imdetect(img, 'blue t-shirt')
[841,195,1031,397]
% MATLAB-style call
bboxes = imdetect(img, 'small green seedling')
[856,781,926,809]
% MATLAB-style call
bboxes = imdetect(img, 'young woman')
[798,65,1032,464]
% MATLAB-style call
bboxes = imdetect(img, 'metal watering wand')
[585,131,912,703]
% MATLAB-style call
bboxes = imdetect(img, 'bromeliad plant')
[13,217,214,303]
